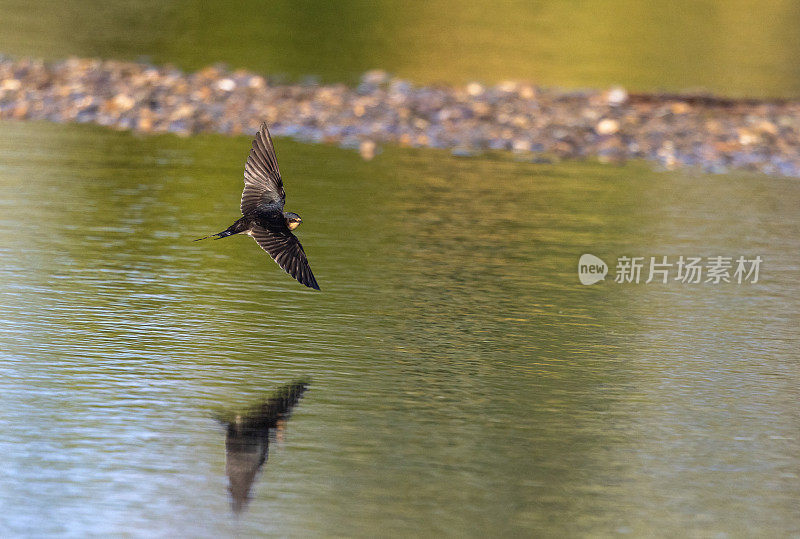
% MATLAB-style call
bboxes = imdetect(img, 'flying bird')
[196,123,320,290]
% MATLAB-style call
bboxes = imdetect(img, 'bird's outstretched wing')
[241,123,286,215]
[250,225,320,290]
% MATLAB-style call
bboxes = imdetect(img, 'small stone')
[595,118,620,135]
[216,78,235,92]
[606,86,628,106]
[198,66,221,79]
[705,119,724,134]
[170,103,195,120]
[466,82,484,96]
[12,102,28,119]
[519,85,536,99]
[497,80,518,93]
[248,76,265,89]
[390,79,411,92]
[738,130,758,145]
[0,78,21,91]
[512,139,531,152]
[412,118,429,130]
[138,116,152,132]
[471,102,491,118]
[71,96,89,110]
[359,140,376,160]
[111,94,135,111]
[361,69,389,86]
[755,120,777,135]
[670,102,690,114]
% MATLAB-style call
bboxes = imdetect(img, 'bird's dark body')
[216,212,280,238]
[197,123,320,290]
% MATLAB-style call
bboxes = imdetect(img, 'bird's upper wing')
[250,224,320,290]
[241,123,286,215]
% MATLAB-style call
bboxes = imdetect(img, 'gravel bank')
[2,56,800,175]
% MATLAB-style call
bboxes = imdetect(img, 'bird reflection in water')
[217,380,309,514]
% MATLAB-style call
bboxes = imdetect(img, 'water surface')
[1,0,800,96]
[0,121,798,536]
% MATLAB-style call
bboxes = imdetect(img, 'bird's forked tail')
[193,230,235,242]
[194,219,249,242]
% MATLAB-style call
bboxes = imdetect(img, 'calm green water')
[1,2,800,535]
[2,0,800,97]
[0,121,798,536]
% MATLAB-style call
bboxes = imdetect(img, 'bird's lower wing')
[250,225,320,290]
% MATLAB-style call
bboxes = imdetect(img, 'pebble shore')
[2,56,800,176]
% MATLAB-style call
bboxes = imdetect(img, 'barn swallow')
[196,123,320,290]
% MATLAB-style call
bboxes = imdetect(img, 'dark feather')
[250,225,320,290]
[241,123,286,215]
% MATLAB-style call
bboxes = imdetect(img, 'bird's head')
[284,212,302,230]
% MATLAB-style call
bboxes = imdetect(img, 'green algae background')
[2,0,800,96]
